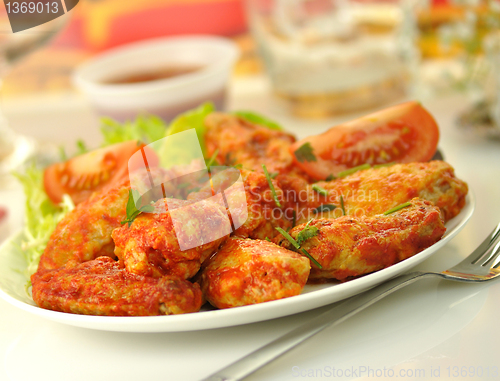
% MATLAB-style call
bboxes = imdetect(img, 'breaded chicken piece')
[204,112,310,179]
[277,161,467,224]
[31,257,202,316]
[277,198,446,280]
[188,168,291,239]
[112,198,230,279]
[200,238,310,309]
[37,178,131,273]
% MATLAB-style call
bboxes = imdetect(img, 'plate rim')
[0,192,475,332]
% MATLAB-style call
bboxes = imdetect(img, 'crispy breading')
[200,238,310,309]
[32,257,202,316]
[112,198,230,279]
[277,161,468,224]
[277,198,446,280]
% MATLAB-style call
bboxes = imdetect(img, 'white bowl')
[73,35,239,121]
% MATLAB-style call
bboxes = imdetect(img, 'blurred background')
[1,0,250,96]
[2,0,498,104]
[0,0,499,168]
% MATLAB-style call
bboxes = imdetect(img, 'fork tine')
[470,222,500,265]
[486,240,500,268]
[474,224,500,267]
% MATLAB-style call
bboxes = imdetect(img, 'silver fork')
[202,222,500,381]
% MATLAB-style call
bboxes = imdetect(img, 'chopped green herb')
[294,142,317,163]
[338,164,371,178]
[275,227,300,250]
[265,237,271,242]
[206,149,219,169]
[325,174,336,181]
[275,225,323,269]
[300,248,323,269]
[121,189,155,227]
[383,202,412,215]
[296,219,319,246]
[269,172,278,179]
[312,204,337,214]
[340,195,346,216]
[312,184,328,196]
[262,164,281,208]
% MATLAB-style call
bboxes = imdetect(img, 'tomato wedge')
[44,141,154,205]
[290,101,440,180]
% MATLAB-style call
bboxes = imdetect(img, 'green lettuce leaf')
[233,111,283,131]
[13,166,74,277]
[165,102,215,155]
[100,114,168,146]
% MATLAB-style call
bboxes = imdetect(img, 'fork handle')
[201,271,437,381]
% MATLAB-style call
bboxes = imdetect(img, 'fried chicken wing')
[277,198,446,280]
[278,161,467,224]
[188,168,291,239]
[31,257,202,316]
[200,238,310,309]
[204,112,309,179]
[112,198,230,279]
[37,178,131,273]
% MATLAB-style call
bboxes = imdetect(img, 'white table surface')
[1,77,500,381]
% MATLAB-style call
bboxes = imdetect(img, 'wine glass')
[0,2,70,180]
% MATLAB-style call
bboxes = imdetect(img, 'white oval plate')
[0,194,474,332]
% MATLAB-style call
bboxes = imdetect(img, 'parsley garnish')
[265,237,271,242]
[340,195,346,216]
[296,219,319,246]
[294,143,317,163]
[262,164,281,208]
[338,163,371,178]
[383,202,412,215]
[312,184,328,196]
[312,204,337,214]
[275,227,322,269]
[121,189,155,227]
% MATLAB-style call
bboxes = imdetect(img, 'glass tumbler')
[245,0,419,118]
